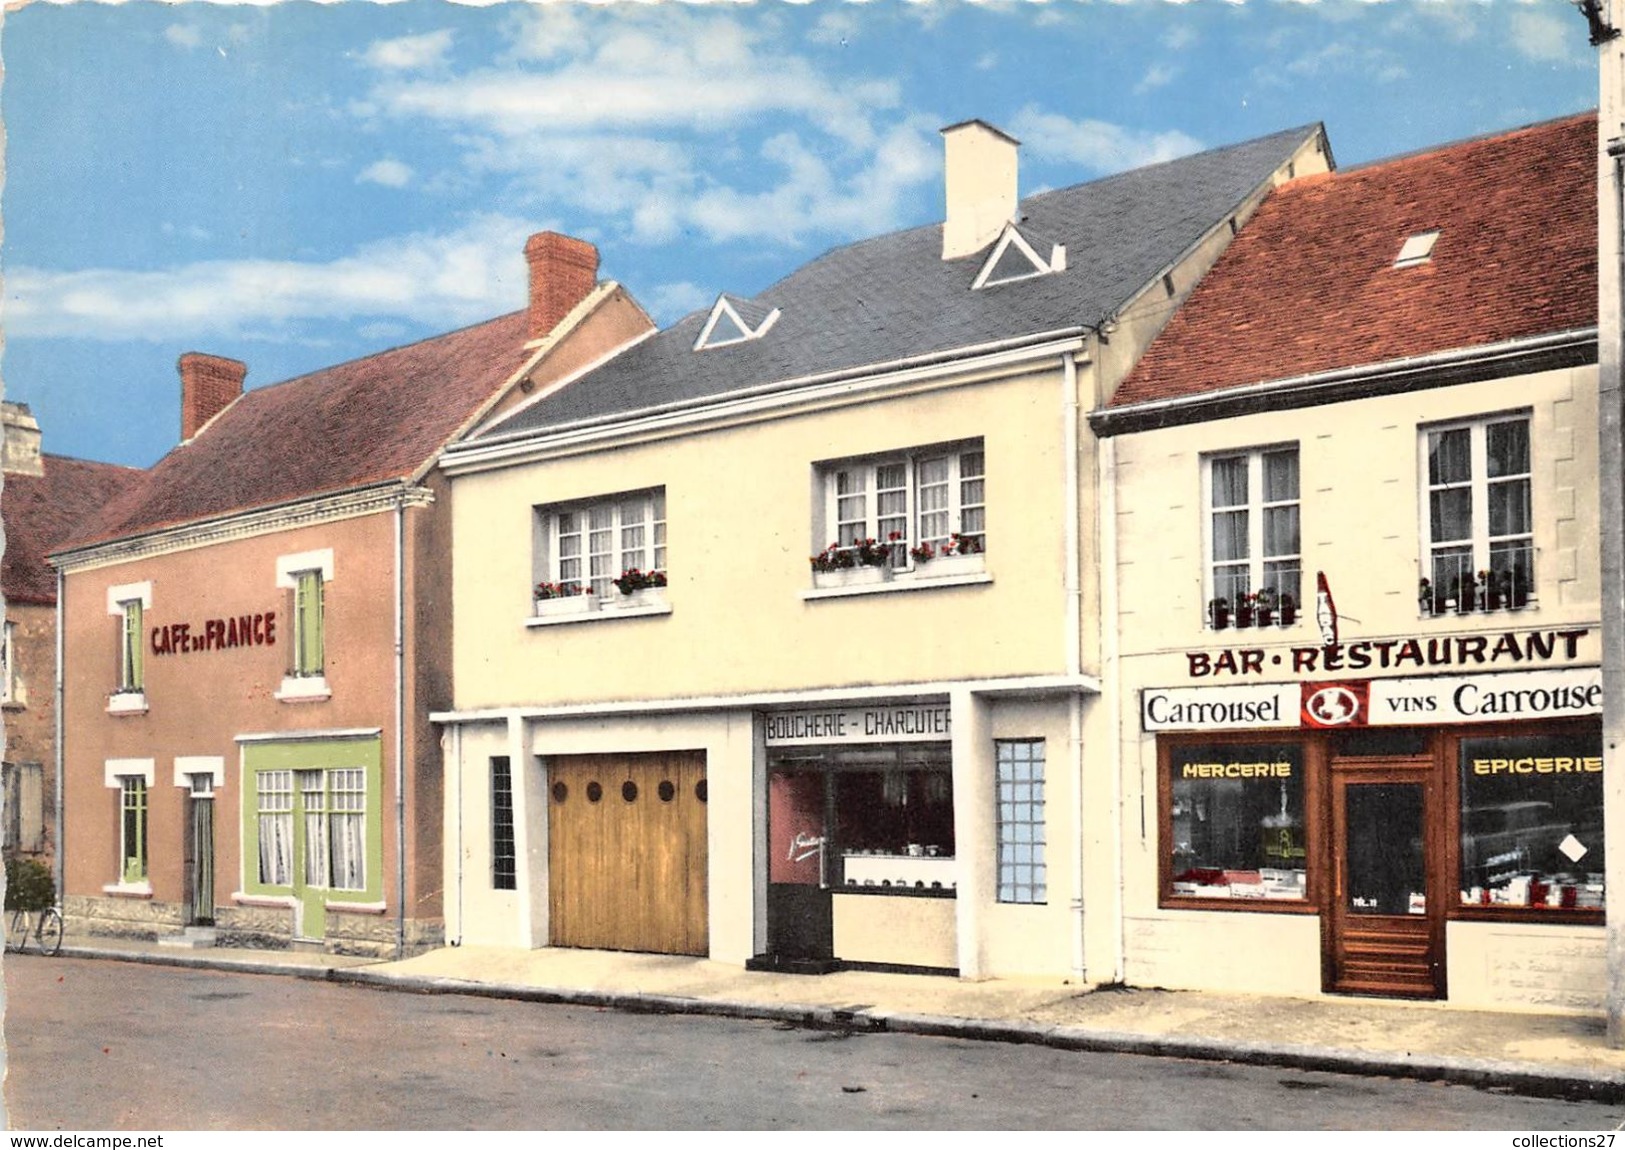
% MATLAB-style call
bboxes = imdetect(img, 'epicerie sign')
[1143,667,1602,732]
[765,705,952,745]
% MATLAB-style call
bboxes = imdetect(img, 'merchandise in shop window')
[1457,733,1604,912]
[1168,742,1306,901]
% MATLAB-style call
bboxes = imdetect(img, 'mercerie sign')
[151,609,277,656]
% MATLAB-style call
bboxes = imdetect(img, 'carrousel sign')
[1143,667,1602,731]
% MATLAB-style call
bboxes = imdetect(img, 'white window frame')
[103,758,155,894]
[1418,412,1535,613]
[1202,445,1301,629]
[816,440,986,572]
[536,488,666,600]
[275,550,334,701]
[105,581,152,713]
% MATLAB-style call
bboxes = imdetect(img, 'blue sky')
[2,0,1600,468]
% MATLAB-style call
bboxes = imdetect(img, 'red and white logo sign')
[1301,681,1368,727]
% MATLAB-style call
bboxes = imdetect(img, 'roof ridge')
[1334,108,1594,177]
[246,306,527,397]
[39,452,144,471]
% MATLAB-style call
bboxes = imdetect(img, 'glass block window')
[492,756,517,892]
[996,739,1046,904]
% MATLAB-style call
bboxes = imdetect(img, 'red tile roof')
[1111,113,1596,410]
[65,310,531,549]
[4,455,144,604]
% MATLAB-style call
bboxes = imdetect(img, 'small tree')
[5,856,54,912]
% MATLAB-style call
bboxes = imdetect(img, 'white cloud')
[644,281,714,324]
[807,9,861,46]
[1278,41,1408,85]
[6,215,544,342]
[1164,25,1198,52]
[362,29,455,72]
[160,222,214,243]
[358,159,414,188]
[975,51,999,71]
[1135,63,1179,94]
[364,19,898,148]
[164,24,202,50]
[1509,8,1577,63]
[681,122,937,245]
[1009,108,1203,174]
[350,9,930,250]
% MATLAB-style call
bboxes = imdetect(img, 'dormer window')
[1394,230,1440,268]
[972,224,1065,290]
[694,294,781,351]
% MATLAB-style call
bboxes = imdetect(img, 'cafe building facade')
[1092,113,1606,1010]
[51,232,652,954]
[433,120,1330,979]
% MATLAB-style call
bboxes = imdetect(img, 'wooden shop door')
[1324,757,1444,999]
[548,752,708,955]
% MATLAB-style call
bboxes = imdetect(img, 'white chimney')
[2,401,43,477]
[940,119,1020,261]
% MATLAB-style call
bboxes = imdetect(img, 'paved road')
[5,956,1624,1130]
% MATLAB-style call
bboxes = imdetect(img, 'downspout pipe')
[1602,133,1625,1047]
[54,568,65,906]
[395,499,407,961]
[1063,351,1087,983]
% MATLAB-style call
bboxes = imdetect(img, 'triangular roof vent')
[694,294,782,351]
[972,223,1066,290]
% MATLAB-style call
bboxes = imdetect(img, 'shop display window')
[1458,733,1604,912]
[1167,741,1306,901]
[768,744,955,896]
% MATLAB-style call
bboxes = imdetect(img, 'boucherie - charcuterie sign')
[1142,667,1602,731]
[151,610,277,656]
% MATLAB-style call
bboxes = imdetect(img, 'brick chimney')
[524,232,599,344]
[2,400,43,477]
[941,119,1020,260]
[178,353,247,441]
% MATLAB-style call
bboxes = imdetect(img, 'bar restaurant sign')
[1143,668,1602,732]
[765,704,952,745]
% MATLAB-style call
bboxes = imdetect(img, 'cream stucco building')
[1094,114,1605,1010]
[435,120,1329,980]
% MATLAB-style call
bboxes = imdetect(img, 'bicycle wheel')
[7,910,31,953]
[35,908,62,956]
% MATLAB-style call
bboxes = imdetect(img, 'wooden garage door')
[548,751,708,955]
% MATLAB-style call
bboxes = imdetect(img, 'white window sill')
[231,892,297,909]
[326,899,387,915]
[802,572,992,601]
[276,675,332,702]
[106,692,148,715]
[526,601,673,627]
[1207,620,1305,634]
[102,881,153,899]
[1419,599,1540,619]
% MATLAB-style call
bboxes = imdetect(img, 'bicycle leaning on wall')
[5,855,63,956]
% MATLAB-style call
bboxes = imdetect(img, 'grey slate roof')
[482,123,1324,439]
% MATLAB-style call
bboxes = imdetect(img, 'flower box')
[534,594,598,619]
[601,588,665,612]
[813,565,892,590]
[914,553,984,580]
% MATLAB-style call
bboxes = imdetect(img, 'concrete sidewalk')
[49,935,1625,1104]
